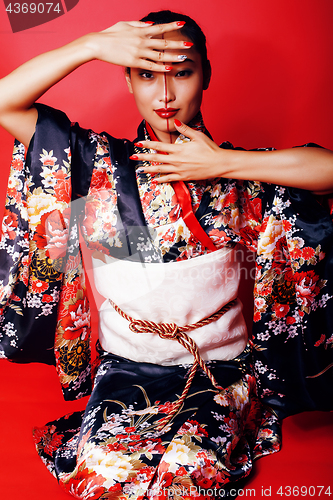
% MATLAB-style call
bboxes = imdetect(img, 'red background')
[0,0,332,498]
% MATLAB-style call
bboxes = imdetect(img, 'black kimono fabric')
[0,104,332,499]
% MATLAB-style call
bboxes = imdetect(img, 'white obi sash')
[92,247,247,365]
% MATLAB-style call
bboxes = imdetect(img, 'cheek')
[184,81,203,111]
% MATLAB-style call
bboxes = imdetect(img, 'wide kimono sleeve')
[210,141,333,417]
[0,104,104,400]
[251,177,333,418]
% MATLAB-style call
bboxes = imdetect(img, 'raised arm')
[133,121,333,195]
[0,21,190,148]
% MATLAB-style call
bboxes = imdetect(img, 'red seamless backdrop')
[0,0,332,498]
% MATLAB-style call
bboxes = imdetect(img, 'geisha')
[0,10,332,500]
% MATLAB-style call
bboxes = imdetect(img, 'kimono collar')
[138,112,217,253]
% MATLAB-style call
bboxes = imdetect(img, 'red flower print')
[60,278,81,303]
[302,247,315,260]
[293,270,321,307]
[2,210,18,240]
[178,420,208,437]
[208,228,231,244]
[290,247,302,259]
[283,269,295,282]
[176,466,188,476]
[272,303,290,318]
[160,471,174,488]
[125,426,136,433]
[12,157,24,171]
[34,209,69,259]
[244,196,262,221]
[314,334,326,347]
[33,425,64,457]
[255,280,273,297]
[31,280,49,294]
[116,434,127,440]
[286,316,296,325]
[107,442,127,452]
[157,401,177,413]
[224,188,238,206]
[239,226,259,249]
[53,170,71,202]
[33,425,48,443]
[61,299,90,341]
[90,169,112,191]
[62,468,106,500]
[282,220,292,232]
[197,477,213,489]
[253,311,262,322]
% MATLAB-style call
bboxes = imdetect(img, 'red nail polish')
[177,21,186,27]
[174,119,182,127]
[183,42,194,47]
[145,21,154,25]
[134,142,143,147]
[165,66,173,71]
[129,155,139,160]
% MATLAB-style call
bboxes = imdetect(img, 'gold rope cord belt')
[109,297,237,430]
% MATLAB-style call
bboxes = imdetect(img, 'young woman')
[0,10,332,500]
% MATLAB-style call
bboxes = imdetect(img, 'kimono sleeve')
[0,104,99,400]
[251,181,333,418]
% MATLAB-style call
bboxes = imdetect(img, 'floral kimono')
[0,104,332,499]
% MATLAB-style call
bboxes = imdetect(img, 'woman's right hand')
[87,21,191,71]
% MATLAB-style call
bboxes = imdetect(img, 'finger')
[133,59,174,72]
[130,153,175,163]
[134,141,177,152]
[141,49,189,64]
[174,120,200,140]
[155,173,182,184]
[145,38,193,50]
[127,21,155,27]
[143,21,187,35]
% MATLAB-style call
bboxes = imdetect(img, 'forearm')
[223,147,333,194]
[135,122,333,194]
[0,34,95,146]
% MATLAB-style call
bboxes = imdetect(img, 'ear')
[203,60,211,90]
[125,70,133,94]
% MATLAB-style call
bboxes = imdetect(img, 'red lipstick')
[154,108,179,119]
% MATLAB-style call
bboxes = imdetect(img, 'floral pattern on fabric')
[1,104,333,414]
[33,351,281,499]
[0,107,92,399]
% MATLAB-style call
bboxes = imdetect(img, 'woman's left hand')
[130,121,227,183]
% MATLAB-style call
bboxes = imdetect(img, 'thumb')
[174,119,200,140]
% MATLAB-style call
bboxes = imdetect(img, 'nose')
[158,73,175,105]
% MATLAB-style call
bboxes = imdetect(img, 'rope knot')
[129,319,179,339]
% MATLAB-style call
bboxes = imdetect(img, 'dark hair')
[140,10,209,73]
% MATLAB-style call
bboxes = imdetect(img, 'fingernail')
[174,119,182,127]
[177,55,187,61]
[134,142,144,147]
[183,42,193,47]
[129,155,139,160]
[177,21,186,27]
[165,66,173,71]
[145,21,154,25]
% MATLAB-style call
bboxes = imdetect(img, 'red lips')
[154,108,179,119]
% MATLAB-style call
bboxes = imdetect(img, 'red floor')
[0,359,332,499]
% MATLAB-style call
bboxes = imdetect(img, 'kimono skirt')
[33,247,281,500]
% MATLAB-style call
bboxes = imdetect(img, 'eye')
[139,72,154,80]
[175,69,193,78]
